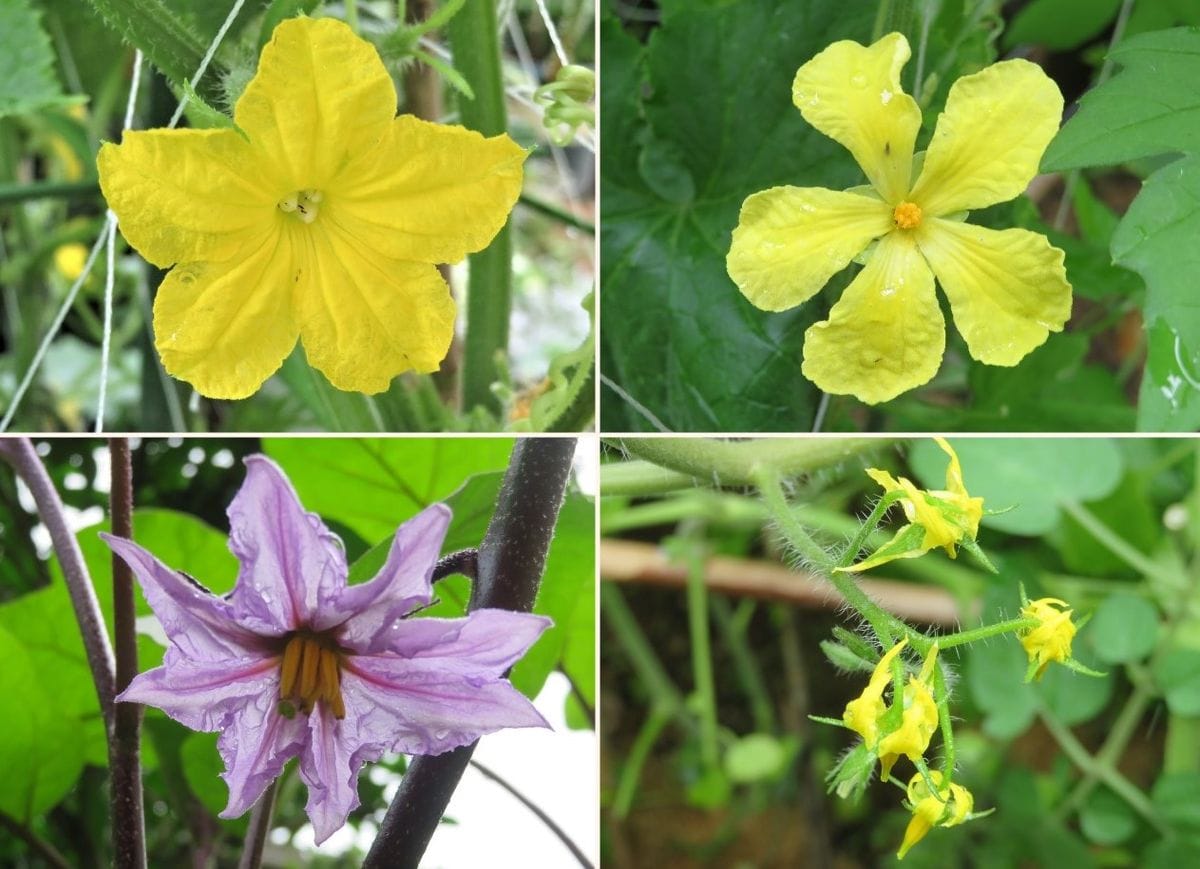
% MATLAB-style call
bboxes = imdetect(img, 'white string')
[95,50,144,433]
[168,0,247,129]
[599,374,672,433]
[532,0,570,68]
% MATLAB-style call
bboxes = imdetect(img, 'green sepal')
[837,523,927,573]
[808,714,850,728]
[957,537,998,574]
[826,741,875,800]
[1062,657,1107,678]
[821,639,878,674]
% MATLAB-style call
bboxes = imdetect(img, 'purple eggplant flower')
[104,455,551,844]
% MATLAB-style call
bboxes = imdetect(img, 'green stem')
[909,617,1039,651]
[680,531,720,769]
[519,192,594,233]
[450,0,513,415]
[712,597,777,735]
[932,661,955,780]
[600,583,686,719]
[612,705,672,818]
[872,0,891,41]
[0,179,100,203]
[1061,500,1164,581]
[600,459,698,498]
[836,490,905,569]
[755,468,894,645]
[344,0,360,32]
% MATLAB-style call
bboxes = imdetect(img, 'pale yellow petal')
[234,17,396,190]
[908,60,1063,215]
[917,219,1071,365]
[98,130,277,267]
[296,226,455,393]
[802,232,945,404]
[154,230,298,399]
[792,33,922,204]
[328,115,526,264]
[727,187,892,311]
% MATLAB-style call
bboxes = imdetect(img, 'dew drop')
[434,729,450,740]
[880,89,893,105]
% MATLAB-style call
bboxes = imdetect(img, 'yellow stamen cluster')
[278,189,324,224]
[279,632,346,719]
[892,200,922,229]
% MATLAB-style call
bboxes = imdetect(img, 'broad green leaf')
[723,733,791,784]
[1088,593,1160,664]
[179,732,225,816]
[909,438,1123,535]
[1054,474,1159,577]
[1035,639,1113,725]
[1079,786,1137,846]
[1154,649,1200,716]
[1152,771,1200,834]
[0,626,86,822]
[0,0,75,118]
[968,623,1037,739]
[1004,0,1122,52]
[85,0,209,90]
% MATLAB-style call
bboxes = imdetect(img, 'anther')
[278,195,298,213]
[893,201,923,229]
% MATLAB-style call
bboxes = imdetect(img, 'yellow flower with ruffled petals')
[727,32,1071,404]
[1019,597,1076,681]
[898,770,974,860]
[877,644,939,781]
[98,17,525,399]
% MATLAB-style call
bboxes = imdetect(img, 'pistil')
[277,189,324,224]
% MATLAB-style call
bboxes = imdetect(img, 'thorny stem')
[237,778,277,869]
[108,438,146,869]
[469,760,594,868]
[0,439,116,725]
[363,438,576,868]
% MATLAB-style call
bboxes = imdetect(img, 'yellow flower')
[98,17,525,399]
[1019,597,1076,681]
[726,32,1071,404]
[877,644,939,782]
[54,243,89,281]
[897,770,974,860]
[843,638,906,748]
[841,437,983,572]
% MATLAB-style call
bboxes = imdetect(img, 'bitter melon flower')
[104,455,550,843]
[841,437,983,572]
[1018,597,1077,681]
[897,770,974,860]
[843,638,940,781]
[98,17,524,399]
[727,32,1071,404]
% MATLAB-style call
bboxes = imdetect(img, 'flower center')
[892,201,922,229]
[277,189,323,224]
[278,631,345,719]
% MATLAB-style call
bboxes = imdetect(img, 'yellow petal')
[792,33,922,204]
[917,219,1071,365]
[234,17,397,190]
[843,639,907,747]
[936,437,965,495]
[296,226,456,393]
[98,130,277,267]
[728,186,891,312]
[329,115,526,264]
[897,813,933,860]
[801,232,944,404]
[154,230,298,399]
[908,60,1063,215]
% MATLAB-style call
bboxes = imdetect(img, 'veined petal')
[329,115,526,264]
[341,656,549,757]
[297,228,455,393]
[153,230,299,399]
[226,455,349,634]
[792,33,922,204]
[98,129,278,267]
[909,60,1063,215]
[234,17,397,189]
[219,704,309,819]
[116,656,277,732]
[300,708,369,845]
[802,232,944,404]
[727,186,892,312]
[380,610,552,670]
[917,220,1070,365]
[323,504,452,648]
[101,534,259,659]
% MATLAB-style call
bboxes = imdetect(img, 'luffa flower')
[727,32,1071,404]
[103,455,550,843]
[840,437,983,572]
[98,17,524,399]
[897,770,974,860]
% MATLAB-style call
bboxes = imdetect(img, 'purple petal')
[341,655,550,757]
[102,534,261,659]
[321,504,451,650]
[117,654,278,731]
[299,708,378,845]
[218,702,309,818]
[226,455,348,633]
[383,609,552,673]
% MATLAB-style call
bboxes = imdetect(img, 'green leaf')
[723,733,791,784]
[179,731,226,816]
[820,639,877,674]
[0,625,86,822]
[909,438,1124,535]
[0,0,76,118]
[1153,649,1200,716]
[1079,786,1138,846]
[1035,641,1113,725]
[967,626,1037,739]
[1054,473,1159,577]
[1004,0,1122,52]
[258,0,322,49]
[85,0,210,91]
[1151,771,1200,835]
[1088,592,1160,664]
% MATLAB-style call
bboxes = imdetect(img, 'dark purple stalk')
[108,438,146,869]
[362,438,577,869]
[237,777,278,869]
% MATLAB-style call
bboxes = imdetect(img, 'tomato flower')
[1018,597,1077,681]
[897,770,974,859]
[104,455,550,843]
[98,17,525,399]
[727,32,1071,403]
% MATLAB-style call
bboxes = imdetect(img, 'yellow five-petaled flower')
[98,17,525,399]
[1018,597,1077,681]
[727,32,1072,404]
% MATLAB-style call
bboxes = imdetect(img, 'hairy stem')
[364,438,576,868]
[108,438,145,869]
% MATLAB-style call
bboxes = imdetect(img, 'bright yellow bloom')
[842,437,983,572]
[877,644,939,782]
[54,243,89,281]
[843,638,906,748]
[726,33,1071,404]
[98,17,524,399]
[897,770,974,860]
[1019,597,1076,681]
